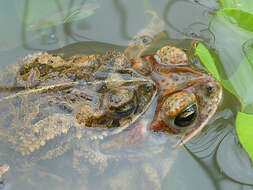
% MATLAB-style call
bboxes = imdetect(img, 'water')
[0,0,252,189]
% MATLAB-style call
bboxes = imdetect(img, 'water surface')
[0,0,251,190]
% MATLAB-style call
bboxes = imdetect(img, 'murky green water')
[0,0,252,190]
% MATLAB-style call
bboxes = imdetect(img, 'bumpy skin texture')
[146,51,222,146]
[0,50,159,189]
[0,14,222,190]
[0,51,157,154]
[0,47,222,189]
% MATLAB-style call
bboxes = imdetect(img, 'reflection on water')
[217,132,253,185]
[0,0,252,190]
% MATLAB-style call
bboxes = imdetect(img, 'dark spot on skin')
[206,84,217,96]
[141,36,152,45]
[58,102,73,113]
[19,64,30,75]
[188,32,199,38]
[96,82,108,93]
[34,131,40,137]
[133,35,152,46]
[145,83,152,92]
[66,73,77,80]
[207,86,214,94]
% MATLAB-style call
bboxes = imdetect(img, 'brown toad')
[0,12,222,190]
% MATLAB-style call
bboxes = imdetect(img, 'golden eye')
[174,103,197,127]
[161,91,198,130]
[105,88,137,118]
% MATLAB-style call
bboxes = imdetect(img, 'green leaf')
[219,0,253,13]
[216,8,253,32]
[196,39,253,162]
[195,43,239,104]
[208,7,253,160]
[210,8,253,113]
[195,43,221,81]
[236,112,253,161]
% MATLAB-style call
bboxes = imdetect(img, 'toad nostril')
[207,86,214,94]
[206,83,218,96]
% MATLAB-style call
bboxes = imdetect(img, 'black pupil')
[174,104,197,127]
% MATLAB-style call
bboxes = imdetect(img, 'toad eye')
[161,92,198,131]
[105,88,137,119]
[174,103,197,127]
